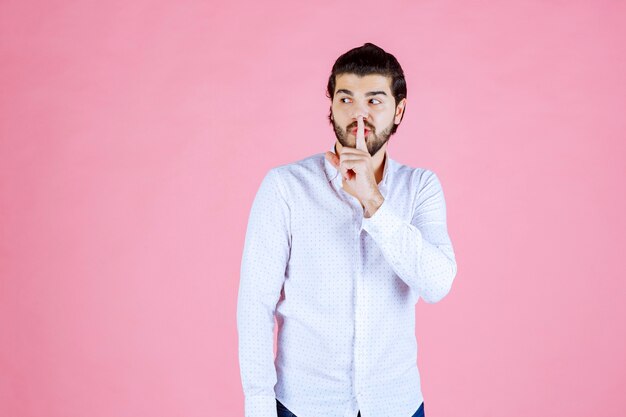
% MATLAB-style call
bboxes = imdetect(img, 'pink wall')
[1,1,624,416]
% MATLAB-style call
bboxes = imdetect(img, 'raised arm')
[361,171,457,303]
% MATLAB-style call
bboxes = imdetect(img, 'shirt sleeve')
[237,168,291,417]
[361,170,457,303]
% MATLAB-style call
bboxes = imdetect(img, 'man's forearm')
[361,198,457,303]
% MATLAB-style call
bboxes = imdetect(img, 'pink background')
[1,1,625,416]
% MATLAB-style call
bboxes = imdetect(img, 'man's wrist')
[363,192,384,218]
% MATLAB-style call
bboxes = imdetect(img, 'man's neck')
[334,141,387,185]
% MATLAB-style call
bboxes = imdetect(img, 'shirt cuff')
[361,197,407,240]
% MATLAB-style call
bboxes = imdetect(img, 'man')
[237,43,457,417]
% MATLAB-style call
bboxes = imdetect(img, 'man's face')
[330,73,405,156]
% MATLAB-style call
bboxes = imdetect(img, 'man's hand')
[325,116,384,217]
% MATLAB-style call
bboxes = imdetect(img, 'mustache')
[347,122,374,131]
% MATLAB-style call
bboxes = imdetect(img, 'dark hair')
[326,43,407,134]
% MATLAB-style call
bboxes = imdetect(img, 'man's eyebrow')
[336,89,388,97]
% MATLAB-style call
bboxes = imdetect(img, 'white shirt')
[237,146,457,417]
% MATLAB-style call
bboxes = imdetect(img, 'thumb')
[325,151,339,168]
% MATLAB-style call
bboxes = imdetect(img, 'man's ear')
[394,98,406,124]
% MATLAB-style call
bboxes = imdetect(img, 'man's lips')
[351,128,370,135]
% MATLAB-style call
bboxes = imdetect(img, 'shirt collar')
[323,142,394,188]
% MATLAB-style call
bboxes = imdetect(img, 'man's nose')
[351,112,368,123]
[351,104,368,121]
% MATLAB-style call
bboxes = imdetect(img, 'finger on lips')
[356,116,367,152]
[328,116,369,182]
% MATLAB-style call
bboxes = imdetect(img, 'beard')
[331,117,395,157]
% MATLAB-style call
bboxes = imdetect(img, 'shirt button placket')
[353,204,365,401]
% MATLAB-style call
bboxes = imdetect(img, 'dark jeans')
[276,399,425,417]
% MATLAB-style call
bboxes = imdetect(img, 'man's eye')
[340,97,351,103]
[370,99,381,104]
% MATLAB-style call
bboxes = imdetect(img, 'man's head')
[326,43,407,156]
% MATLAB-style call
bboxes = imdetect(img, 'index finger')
[356,116,367,152]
